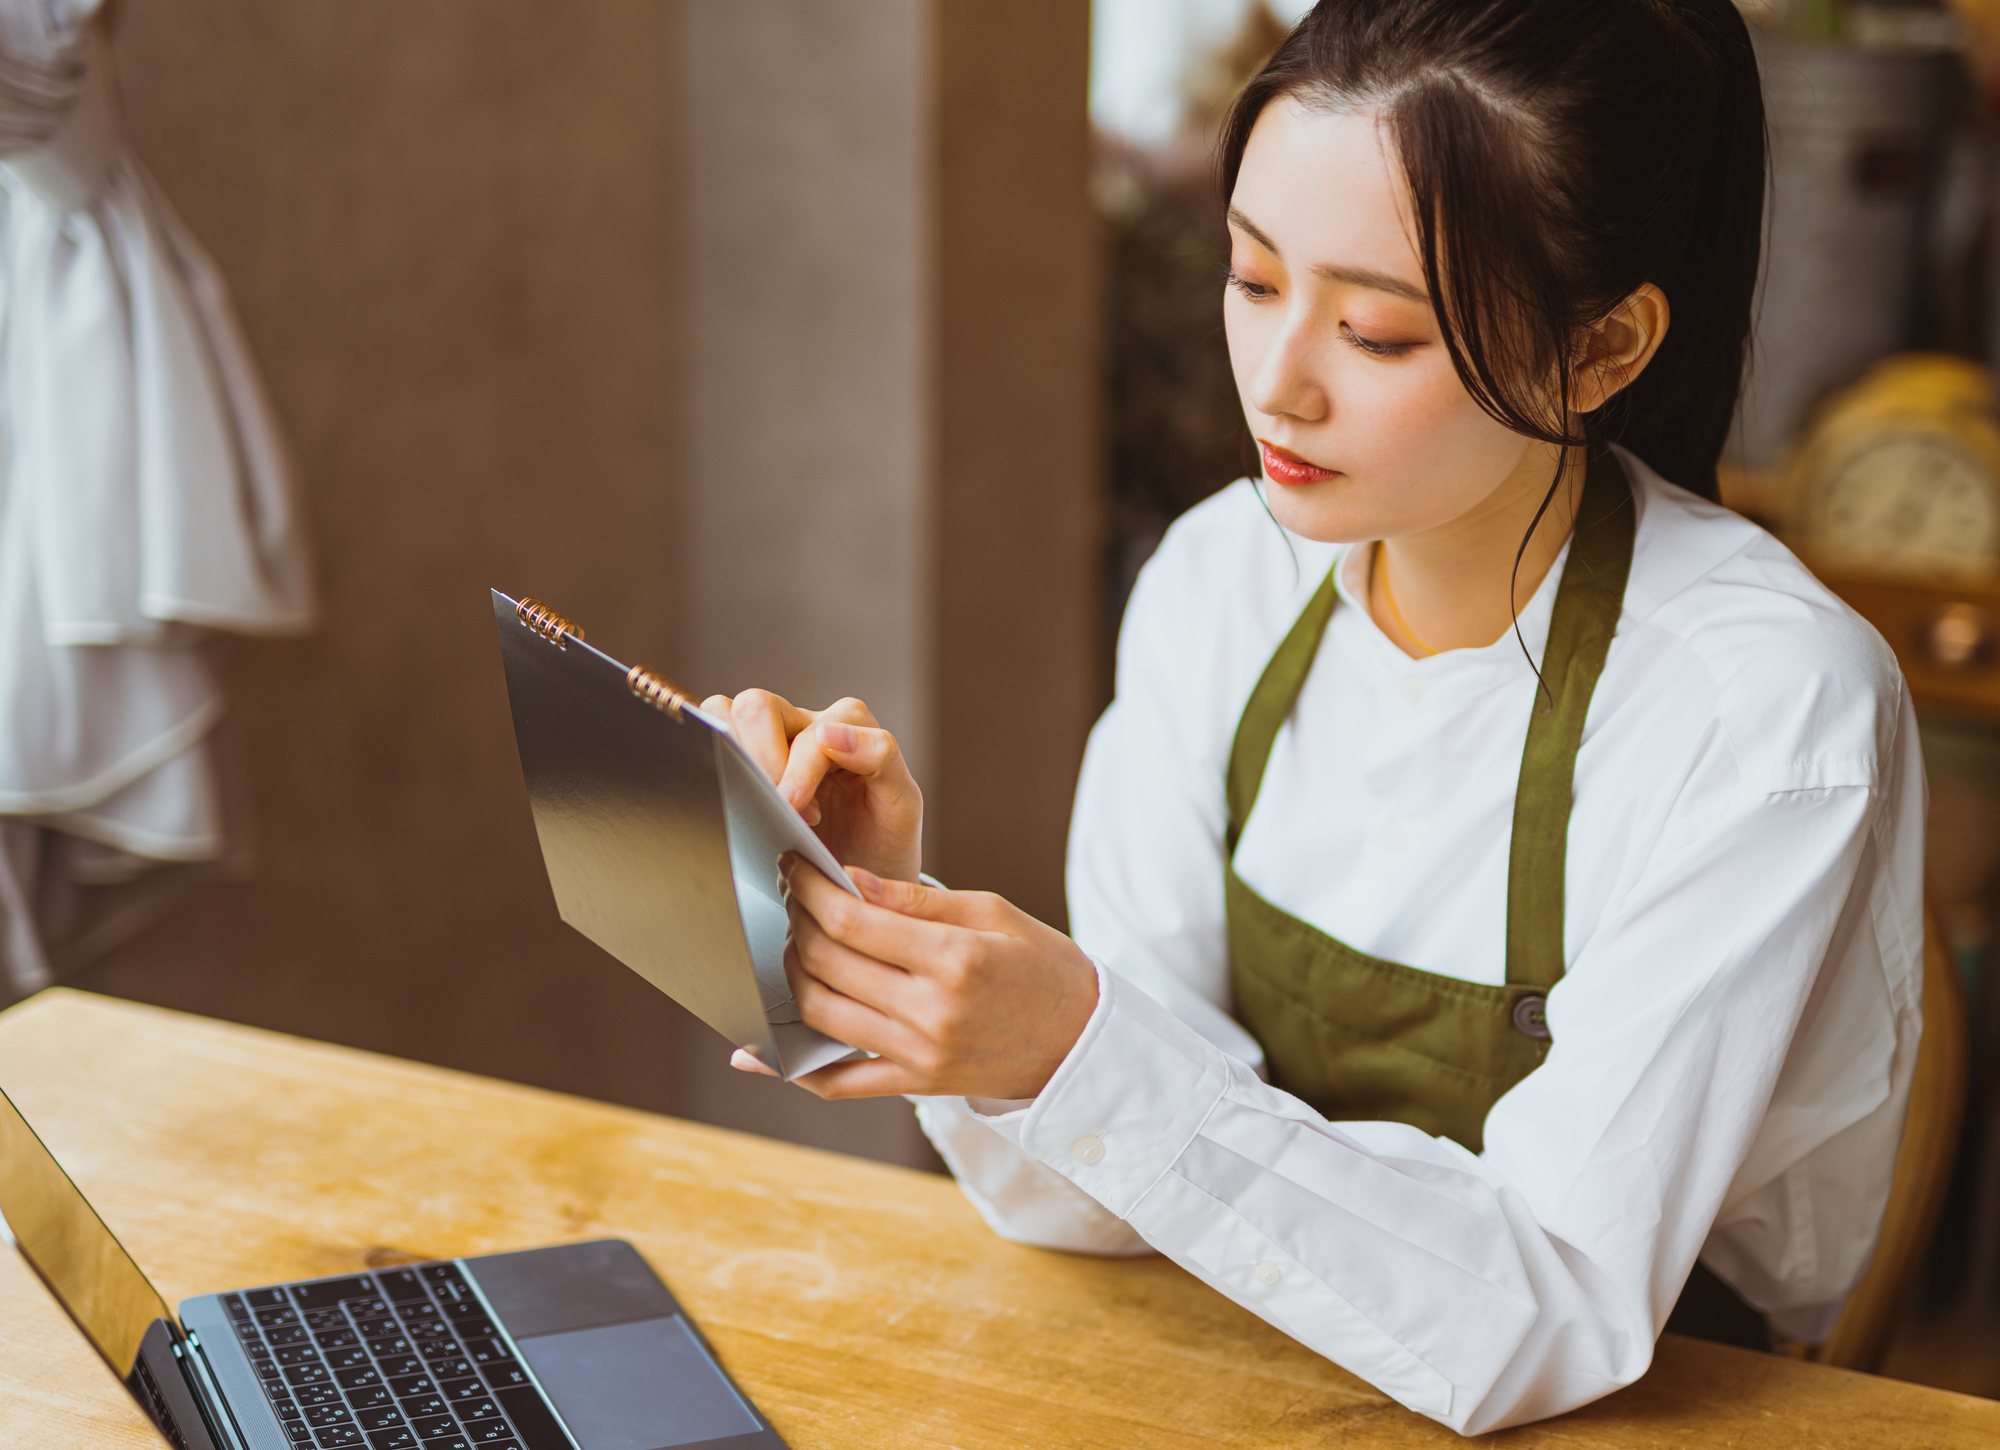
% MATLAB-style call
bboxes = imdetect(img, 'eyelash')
[1221,266,1417,358]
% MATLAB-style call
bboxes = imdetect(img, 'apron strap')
[1504,447,1636,989]
[1225,564,1341,856]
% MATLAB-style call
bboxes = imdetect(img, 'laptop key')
[285,1364,331,1387]
[439,1377,484,1401]
[462,1425,515,1446]
[345,1385,394,1411]
[269,1325,311,1346]
[460,1340,510,1366]
[304,1405,353,1428]
[306,1308,351,1330]
[368,1335,415,1358]
[378,1355,426,1378]
[447,1317,495,1340]
[421,1439,471,1450]
[365,1429,420,1450]
[408,1415,457,1442]
[400,1394,447,1419]
[246,1288,288,1308]
[283,1424,313,1445]
[258,1306,302,1328]
[455,1398,501,1421]
[334,1365,382,1389]
[356,1405,408,1432]
[277,1345,324,1367]
[417,1340,463,1363]
[316,1327,361,1348]
[478,1363,528,1392]
[313,1427,363,1448]
[326,1346,373,1371]
[388,1373,436,1396]
[426,1357,473,1379]
[293,1276,378,1310]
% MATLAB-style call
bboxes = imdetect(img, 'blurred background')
[6,0,2000,1400]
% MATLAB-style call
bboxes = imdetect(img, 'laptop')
[0,1084,787,1450]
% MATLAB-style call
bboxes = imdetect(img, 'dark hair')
[1219,0,1766,502]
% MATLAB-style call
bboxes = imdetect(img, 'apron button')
[1511,995,1550,1040]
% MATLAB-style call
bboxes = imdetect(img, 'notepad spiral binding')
[516,596,584,647]
[627,665,694,722]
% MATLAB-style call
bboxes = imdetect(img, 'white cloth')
[0,6,312,993]
[916,449,1925,1434]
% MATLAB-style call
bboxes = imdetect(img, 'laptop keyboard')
[221,1262,566,1450]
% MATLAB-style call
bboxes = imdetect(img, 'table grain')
[1,988,1994,1448]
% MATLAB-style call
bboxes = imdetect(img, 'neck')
[1369,442,1585,658]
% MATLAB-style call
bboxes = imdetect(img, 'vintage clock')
[1788,353,2000,582]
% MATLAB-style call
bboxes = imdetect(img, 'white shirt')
[915,450,1925,1435]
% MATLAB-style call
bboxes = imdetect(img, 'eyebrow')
[1226,205,1430,305]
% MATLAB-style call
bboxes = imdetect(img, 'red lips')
[1259,440,1339,486]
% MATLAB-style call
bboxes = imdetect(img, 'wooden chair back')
[1811,905,1970,1371]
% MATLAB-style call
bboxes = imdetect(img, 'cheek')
[1266,356,1537,541]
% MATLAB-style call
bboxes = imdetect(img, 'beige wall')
[74,0,1096,1172]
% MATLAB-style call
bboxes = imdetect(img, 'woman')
[712,0,1925,1433]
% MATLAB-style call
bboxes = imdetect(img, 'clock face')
[1801,431,2000,573]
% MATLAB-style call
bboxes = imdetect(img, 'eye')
[1222,265,1275,302]
[1341,323,1419,359]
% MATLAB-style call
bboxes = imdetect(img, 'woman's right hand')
[698,690,923,883]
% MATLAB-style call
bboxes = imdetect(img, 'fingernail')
[730,1049,760,1072]
[848,865,883,899]
[804,802,822,826]
[823,722,856,752]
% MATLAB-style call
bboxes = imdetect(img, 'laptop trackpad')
[516,1316,761,1450]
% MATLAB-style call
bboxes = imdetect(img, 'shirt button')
[1070,1135,1106,1165]
[1400,678,1425,705]
[1252,1261,1282,1285]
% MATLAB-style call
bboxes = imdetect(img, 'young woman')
[711,0,1925,1433]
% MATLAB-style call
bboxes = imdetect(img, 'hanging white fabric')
[0,5,314,993]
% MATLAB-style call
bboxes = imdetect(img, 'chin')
[1259,477,1382,545]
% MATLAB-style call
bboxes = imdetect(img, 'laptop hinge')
[173,1325,251,1450]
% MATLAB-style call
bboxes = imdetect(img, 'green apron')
[1222,448,1767,1351]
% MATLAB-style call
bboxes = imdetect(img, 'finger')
[729,1048,779,1077]
[774,712,901,814]
[784,861,972,978]
[728,688,814,785]
[789,861,1017,968]
[790,1055,931,1100]
[786,952,936,1065]
[786,904,918,1021]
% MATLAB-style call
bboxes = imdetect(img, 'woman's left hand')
[732,857,1099,1100]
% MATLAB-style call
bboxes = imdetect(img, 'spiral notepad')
[492,589,862,1080]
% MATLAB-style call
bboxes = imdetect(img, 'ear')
[1571,283,1670,413]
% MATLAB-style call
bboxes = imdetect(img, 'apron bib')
[1222,448,1766,1350]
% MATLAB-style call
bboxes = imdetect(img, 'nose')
[1243,308,1329,426]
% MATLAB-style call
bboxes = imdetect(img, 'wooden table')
[3,990,1996,1449]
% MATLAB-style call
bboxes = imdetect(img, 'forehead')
[1231,98,1422,286]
